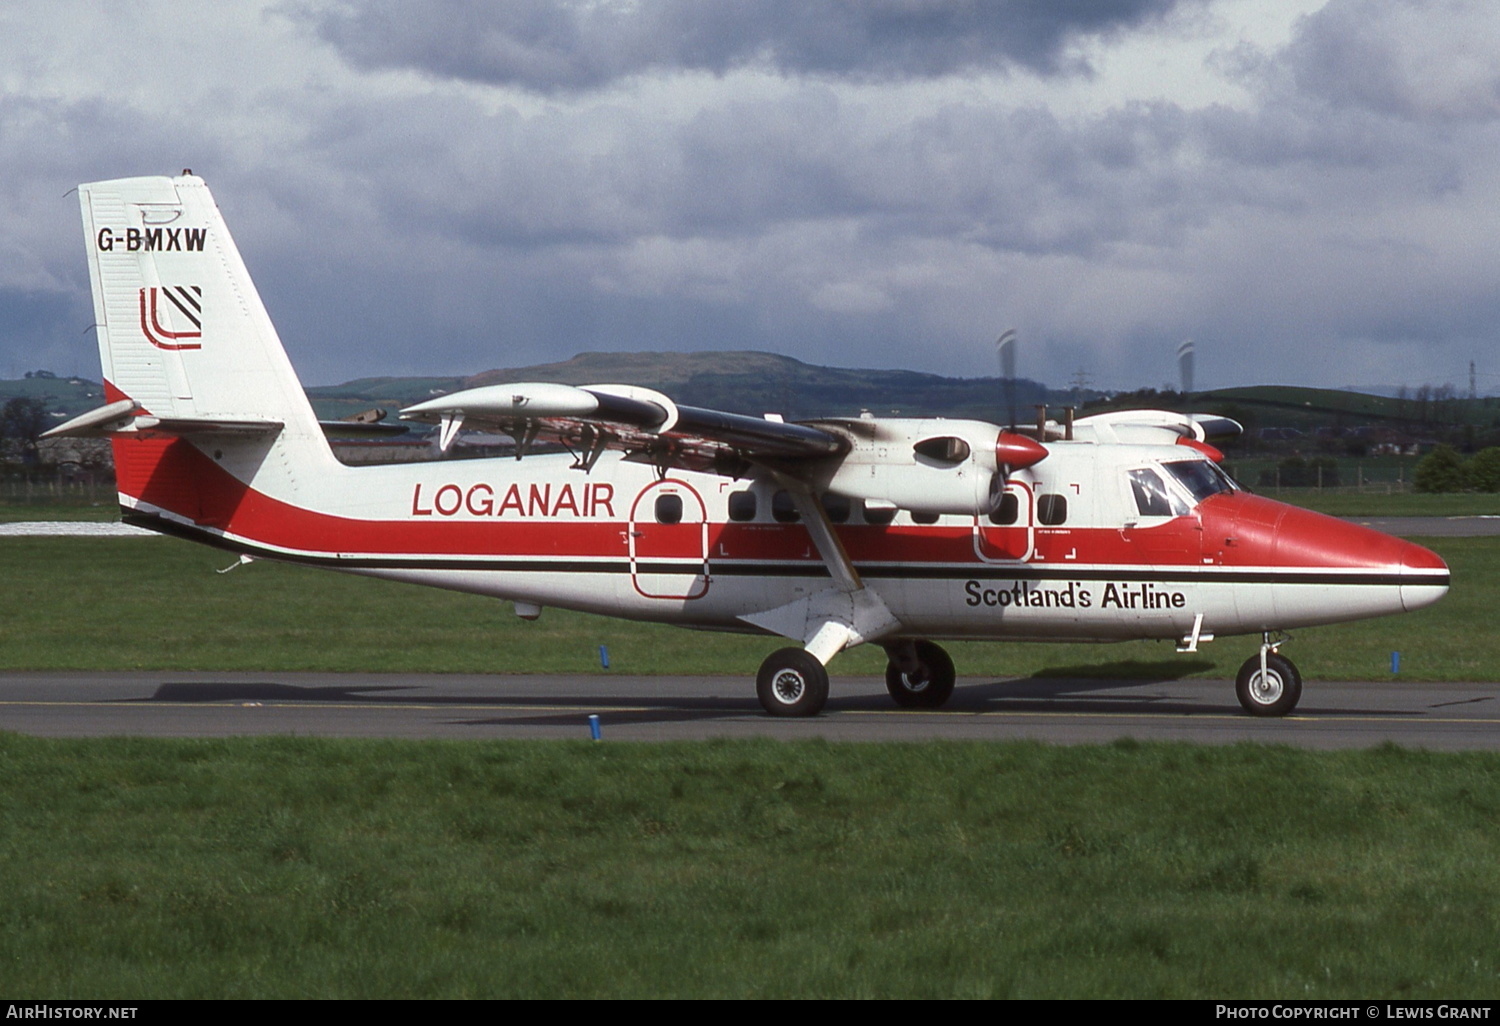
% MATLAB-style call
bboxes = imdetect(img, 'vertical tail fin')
[78,173,336,526]
[78,173,323,441]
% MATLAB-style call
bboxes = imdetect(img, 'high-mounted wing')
[399,382,846,473]
[1070,409,1243,444]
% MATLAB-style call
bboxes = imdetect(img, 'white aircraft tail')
[78,173,325,442]
[73,174,338,524]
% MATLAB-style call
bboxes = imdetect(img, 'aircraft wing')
[399,382,846,472]
[1070,409,1243,445]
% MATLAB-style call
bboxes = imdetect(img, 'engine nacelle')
[809,419,1047,517]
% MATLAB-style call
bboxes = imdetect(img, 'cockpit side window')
[1128,468,1188,517]
[1161,459,1236,503]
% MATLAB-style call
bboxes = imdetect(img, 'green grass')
[0,535,1490,681]
[0,499,119,522]
[2,735,1499,998]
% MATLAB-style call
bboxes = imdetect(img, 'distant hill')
[1086,383,1499,437]
[7,353,1496,441]
[306,350,1058,423]
[0,374,109,425]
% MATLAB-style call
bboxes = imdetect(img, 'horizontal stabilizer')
[38,400,282,440]
[128,416,284,437]
[317,419,409,439]
[39,399,140,439]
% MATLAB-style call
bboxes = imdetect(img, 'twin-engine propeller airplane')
[48,174,1450,717]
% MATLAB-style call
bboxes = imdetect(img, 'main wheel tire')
[885,640,957,709]
[1235,652,1302,717]
[756,648,830,717]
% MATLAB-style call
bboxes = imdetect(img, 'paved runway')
[1344,515,1500,537]
[2,671,1497,749]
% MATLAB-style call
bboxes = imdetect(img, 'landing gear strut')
[756,648,830,717]
[1235,634,1302,717]
[883,640,957,709]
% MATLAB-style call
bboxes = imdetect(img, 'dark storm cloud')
[1285,0,1500,123]
[0,92,232,374]
[302,0,1194,91]
[288,86,1202,261]
[7,1,1498,392]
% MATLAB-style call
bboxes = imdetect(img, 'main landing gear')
[754,639,958,717]
[1235,633,1302,717]
[756,648,830,717]
[883,640,956,709]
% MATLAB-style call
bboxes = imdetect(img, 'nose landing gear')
[1235,633,1302,717]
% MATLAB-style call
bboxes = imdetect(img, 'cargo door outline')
[630,480,710,600]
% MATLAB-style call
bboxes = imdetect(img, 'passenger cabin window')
[862,501,897,526]
[821,493,851,523]
[654,493,684,525]
[910,511,941,525]
[727,490,757,522]
[988,492,1020,526]
[771,490,800,523]
[1037,494,1068,526]
[1128,468,1188,518]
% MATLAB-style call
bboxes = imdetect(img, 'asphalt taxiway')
[1,671,1496,749]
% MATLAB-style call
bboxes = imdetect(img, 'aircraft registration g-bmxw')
[47,173,1450,717]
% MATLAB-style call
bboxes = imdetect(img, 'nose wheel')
[884,640,957,709]
[1235,650,1302,717]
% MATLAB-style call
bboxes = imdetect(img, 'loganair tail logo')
[139,286,202,351]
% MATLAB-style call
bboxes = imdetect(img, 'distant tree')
[1466,448,1500,492]
[1256,455,1339,488]
[1,397,48,463]
[1414,444,1466,493]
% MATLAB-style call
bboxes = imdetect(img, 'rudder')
[78,173,323,441]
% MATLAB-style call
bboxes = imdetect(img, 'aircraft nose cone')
[1397,538,1449,613]
[1200,493,1450,621]
[1268,506,1449,611]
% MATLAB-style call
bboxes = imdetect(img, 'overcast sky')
[3,0,1498,394]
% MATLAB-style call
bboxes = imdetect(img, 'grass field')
[3,735,1500,998]
[3,516,1498,998]
[0,499,118,522]
[0,533,1490,683]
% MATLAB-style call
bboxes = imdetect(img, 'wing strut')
[785,484,862,594]
[739,478,902,665]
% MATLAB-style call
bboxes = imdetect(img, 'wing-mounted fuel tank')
[804,418,1047,516]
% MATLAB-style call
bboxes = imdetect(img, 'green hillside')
[5,353,1496,435]
[321,350,1055,422]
